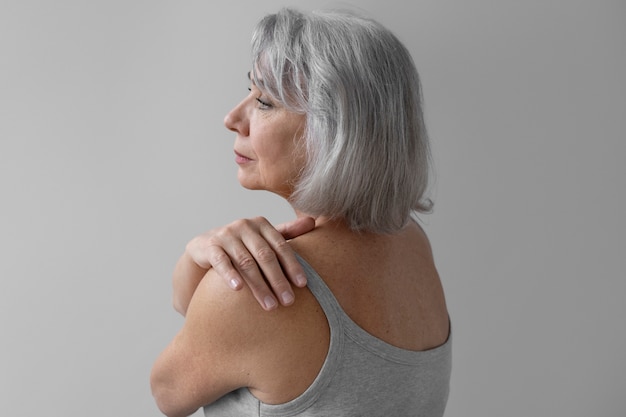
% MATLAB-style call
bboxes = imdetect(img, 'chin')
[237,179,267,193]
[237,174,292,198]
[238,182,259,191]
[237,172,258,190]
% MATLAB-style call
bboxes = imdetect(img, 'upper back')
[290,219,449,352]
[202,219,451,416]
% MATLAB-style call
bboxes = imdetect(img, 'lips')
[234,150,253,164]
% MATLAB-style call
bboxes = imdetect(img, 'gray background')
[1,0,624,416]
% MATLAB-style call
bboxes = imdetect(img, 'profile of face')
[224,75,306,199]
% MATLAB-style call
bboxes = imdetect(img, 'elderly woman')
[151,7,451,417]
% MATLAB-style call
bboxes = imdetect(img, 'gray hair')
[251,8,433,233]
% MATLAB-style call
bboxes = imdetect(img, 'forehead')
[247,63,307,115]
[247,69,265,86]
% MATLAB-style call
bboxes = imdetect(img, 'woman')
[151,8,451,417]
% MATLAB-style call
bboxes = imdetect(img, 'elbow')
[151,385,195,417]
[150,374,175,416]
[150,369,196,417]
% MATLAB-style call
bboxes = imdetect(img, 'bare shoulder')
[152,267,330,414]
[151,269,255,414]
[289,220,449,352]
[193,267,330,404]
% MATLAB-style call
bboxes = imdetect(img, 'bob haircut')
[251,8,433,233]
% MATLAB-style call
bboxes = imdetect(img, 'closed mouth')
[234,150,253,163]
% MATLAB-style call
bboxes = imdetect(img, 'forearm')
[172,251,208,316]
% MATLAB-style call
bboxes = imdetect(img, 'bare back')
[244,218,450,405]
[290,219,449,353]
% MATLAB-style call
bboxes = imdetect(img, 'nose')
[224,99,249,136]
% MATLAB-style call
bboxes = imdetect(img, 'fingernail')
[281,291,294,305]
[229,278,240,289]
[264,296,277,310]
[295,274,307,287]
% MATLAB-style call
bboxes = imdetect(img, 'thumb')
[276,216,315,240]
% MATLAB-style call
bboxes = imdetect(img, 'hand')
[173,216,315,314]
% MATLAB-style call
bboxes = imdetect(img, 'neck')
[292,209,344,229]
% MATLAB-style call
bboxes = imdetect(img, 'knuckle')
[255,247,277,263]
[203,236,221,248]
[237,217,258,229]
[252,216,268,224]
[273,238,290,252]
[267,277,289,291]
[230,218,247,228]
[237,255,257,272]
[186,235,204,252]
[210,251,231,267]
[212,227,231,241]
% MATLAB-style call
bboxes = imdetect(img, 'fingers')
[234,218,301,308]
[275,216,316,240]
[229,234,286,310]
[258,219,309,284]
[205,222,280,310]
[203,244,245,291]
[186,216,314,310]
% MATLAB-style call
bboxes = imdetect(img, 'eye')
[255,97,272,109]
[248,87,273,110]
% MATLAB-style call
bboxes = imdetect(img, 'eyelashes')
[256,97,272,108]
[248,87,273,109]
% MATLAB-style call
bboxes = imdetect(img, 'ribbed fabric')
[204,254,451,417]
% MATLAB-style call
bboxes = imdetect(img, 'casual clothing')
[203,254,451,417]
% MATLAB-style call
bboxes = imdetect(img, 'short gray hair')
[251,8,433,233]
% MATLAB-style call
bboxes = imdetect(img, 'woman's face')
[224,77,306,199]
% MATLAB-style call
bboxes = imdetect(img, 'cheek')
[261,142,305,190]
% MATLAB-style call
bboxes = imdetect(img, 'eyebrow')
[247,71,264,85]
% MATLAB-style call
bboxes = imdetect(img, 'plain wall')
[1,1,624,416]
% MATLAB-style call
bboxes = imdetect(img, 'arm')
[152,270,256,416]
[172,216,315,315]
[152,267,322,416]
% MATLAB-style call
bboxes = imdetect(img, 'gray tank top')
[203,254,451,417]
